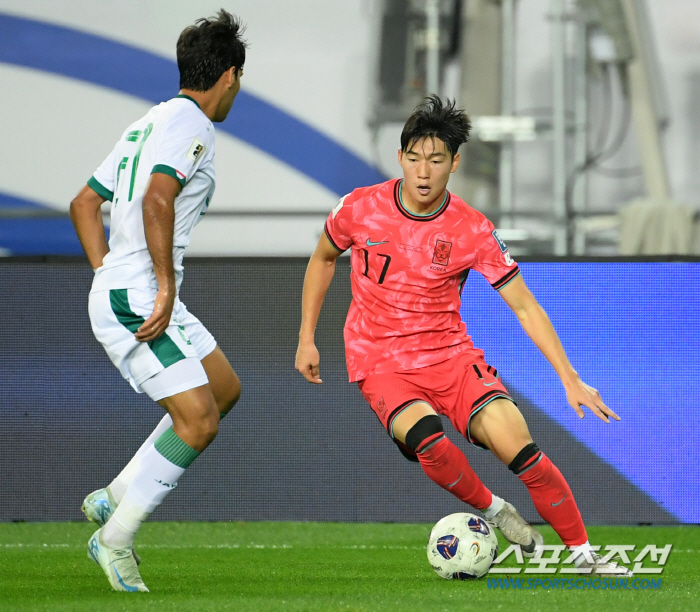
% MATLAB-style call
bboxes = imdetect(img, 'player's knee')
[392,438,420,462]
[218,372,241,414]
[508,442,543,475]
[181,404,220,447]
[404,415,445,454]
[196,413,219,446]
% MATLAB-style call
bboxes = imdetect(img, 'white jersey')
[88,95,215,294]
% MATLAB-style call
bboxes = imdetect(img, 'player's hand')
[295,341,322,384]
[135,288,175,342]
[564,378,620,423]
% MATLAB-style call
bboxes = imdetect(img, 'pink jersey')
[324,179,520,382]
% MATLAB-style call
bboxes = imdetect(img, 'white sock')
[101,495,150,549]
[569,541,594,566]
[109,414,174,503]
[482,494,505,519]
[101,427,199,548]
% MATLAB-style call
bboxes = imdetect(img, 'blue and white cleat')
[82,488,141,565]
[88,528,149,593]
[81,488,116,526]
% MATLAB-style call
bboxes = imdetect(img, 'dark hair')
[177,10,247,92]
[400,95,471,158]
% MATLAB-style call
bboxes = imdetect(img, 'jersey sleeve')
[87,145,119,202]
[150,115,214,187]
[471,217,521,291]
[324,193,354,252]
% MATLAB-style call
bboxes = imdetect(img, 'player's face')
[213,67,243,123]
[398,137,460,209]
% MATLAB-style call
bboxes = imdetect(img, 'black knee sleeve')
[508,442,541,474]
[404,415,444,453]
[393,438,420,462]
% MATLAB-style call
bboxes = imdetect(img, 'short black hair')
[177,9,247,92]
[400,95,471,158]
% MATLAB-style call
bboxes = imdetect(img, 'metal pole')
[572,15,588,254]
[620,0,670,201]
[425,0,440,95]
[499,0,515,229]
[551,0,567,254]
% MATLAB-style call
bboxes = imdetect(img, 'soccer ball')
[427,512,498,580]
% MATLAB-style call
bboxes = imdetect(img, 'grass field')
[0,522,697,611]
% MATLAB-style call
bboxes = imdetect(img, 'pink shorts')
[358,351,514,448]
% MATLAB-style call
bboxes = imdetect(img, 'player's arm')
[498,274,620,423]
[295,233,343,384]
[70,185,109,270]
[134,173,182,343]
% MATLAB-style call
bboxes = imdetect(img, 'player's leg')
[201,345,241,418]
[91,381,218,591]
[462,359,631,574]
[91,413,174,510]
[86,347,239,518]
[88,372,218,592]
[470,398,631,575]
[468,397,630,574]
[391,403,495,511]
[92,377,218,590]
[469,398,588,546]
[359,369,496,513]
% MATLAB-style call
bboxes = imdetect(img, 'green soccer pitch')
[0,522,697,611]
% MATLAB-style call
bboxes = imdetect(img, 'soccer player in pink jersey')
[296,95,631,576]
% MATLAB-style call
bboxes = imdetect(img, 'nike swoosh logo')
[112,563,140,592]
[366,239,389,247]
[552,492,568,507]
[446,474,463,488]
[482,381,497,387]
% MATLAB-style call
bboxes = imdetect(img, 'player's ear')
[223,66,236,89]
[450,152,460,173]
[397,148,403,164]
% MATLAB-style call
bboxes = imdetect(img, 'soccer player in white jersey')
[70,10,246,592]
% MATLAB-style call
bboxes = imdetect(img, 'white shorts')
[88,288,217,400]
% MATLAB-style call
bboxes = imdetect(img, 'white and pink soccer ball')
[427,512,499,580]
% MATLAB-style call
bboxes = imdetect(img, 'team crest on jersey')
[432,240,452,266]
[186,137,206,161]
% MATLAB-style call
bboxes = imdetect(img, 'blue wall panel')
[460,262,699,522]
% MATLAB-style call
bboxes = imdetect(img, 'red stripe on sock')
[516,452,588,547]
[416,436,493,510]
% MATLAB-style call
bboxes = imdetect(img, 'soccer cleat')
[81,488,117,526]
[576,552,634,576]
[82,488,141,565]
[87,529,149,592]
[486,501,544,558]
